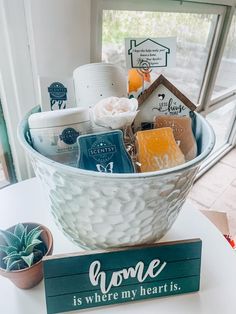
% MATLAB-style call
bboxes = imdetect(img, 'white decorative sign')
[134,74,196,130]
[125,37,176,69]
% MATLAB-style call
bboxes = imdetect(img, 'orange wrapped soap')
[136,128,185,172]
[154,115,197,161]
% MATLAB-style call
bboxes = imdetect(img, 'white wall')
[0,0,91,181]
[25,0,91,78]
[25,0,91,104]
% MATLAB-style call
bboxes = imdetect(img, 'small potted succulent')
[0,222,53,289]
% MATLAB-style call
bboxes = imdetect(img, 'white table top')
[0,177,236,314]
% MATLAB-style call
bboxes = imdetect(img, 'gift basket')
[18,63,215,249]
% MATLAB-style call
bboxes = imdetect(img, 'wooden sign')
[43,239,202,314]
[134,74,196,130]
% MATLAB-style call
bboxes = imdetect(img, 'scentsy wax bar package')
[77,130,135,173]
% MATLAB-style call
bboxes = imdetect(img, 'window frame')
[91,0,228,111]
[91,0,236,175]
[198,6,235,113]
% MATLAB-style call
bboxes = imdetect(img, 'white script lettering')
[89,259,167,294]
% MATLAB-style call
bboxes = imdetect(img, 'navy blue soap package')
[77,130,135,173]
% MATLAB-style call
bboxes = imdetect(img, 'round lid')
[28,108,90,129]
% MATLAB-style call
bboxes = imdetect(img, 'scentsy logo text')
[88,145,116,156]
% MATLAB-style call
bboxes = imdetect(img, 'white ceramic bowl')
[18,107,215,249]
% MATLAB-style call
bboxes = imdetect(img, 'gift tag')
[38,77,76,111]
[126,37,176,99]
[77,130,135,173]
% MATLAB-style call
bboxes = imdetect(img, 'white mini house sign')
[125,37,176,69]
[134,74,197,129]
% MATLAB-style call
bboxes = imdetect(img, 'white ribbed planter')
[18,107,215,249]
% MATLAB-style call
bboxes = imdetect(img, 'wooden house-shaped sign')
[134,74,196,129]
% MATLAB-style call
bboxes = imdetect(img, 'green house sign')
[43,239,202,314]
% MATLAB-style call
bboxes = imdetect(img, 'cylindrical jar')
[73,63,127,107]
[28,108,91,166]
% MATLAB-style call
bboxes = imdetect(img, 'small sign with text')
[125,37,176,69]
[43,239,201,314]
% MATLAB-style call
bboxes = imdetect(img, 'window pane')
[213,14,236,97]
[102,10,217,103]
[206,101,236,152]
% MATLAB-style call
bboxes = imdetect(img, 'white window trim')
[183,0,236,5]
[208,86,236,110]
[198,6,235,112]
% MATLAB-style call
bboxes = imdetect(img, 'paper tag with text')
[125,37,176,69]
[43,239,201,314]
[38,77,76,112]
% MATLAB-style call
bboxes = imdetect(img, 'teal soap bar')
[77,130,135,173]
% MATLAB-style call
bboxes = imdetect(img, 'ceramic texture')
[73,63,127,107]
[18,107,215,249]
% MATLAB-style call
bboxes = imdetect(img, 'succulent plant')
[0,223,47,271]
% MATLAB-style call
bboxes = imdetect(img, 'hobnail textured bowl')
[18,106,215,249]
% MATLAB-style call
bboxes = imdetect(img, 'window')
[206,11,236,157]
[102,10,218,104]
[92,0,236,173]
[206,101,236,151]
[92,0,226,106]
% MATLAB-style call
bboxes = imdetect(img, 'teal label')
[77,130,134,173]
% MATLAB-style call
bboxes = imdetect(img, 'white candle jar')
[73,63,127,107]
[28,108,91,166]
